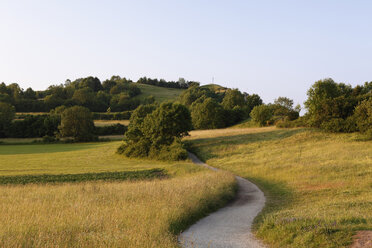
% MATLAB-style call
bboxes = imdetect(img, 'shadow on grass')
[0,169,166,185]
[186,128,306,161]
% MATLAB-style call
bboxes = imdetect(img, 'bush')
[149,139,188,161]
[7,115,59,138]
[0,102,15,137]
[320,118,346,133]
[250,105,274,126]
[94,124,127,136]
[42,135,59,143]
[353,98,372,134]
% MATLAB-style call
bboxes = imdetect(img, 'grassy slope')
[0,141,237,247]
[186,127,372,248]
[200,84,227,93]
[134,83,185,103]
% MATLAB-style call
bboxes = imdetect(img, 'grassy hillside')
[134,83,185,103]
[186,127,372,248]
[200,84,227,93]
[0,141,236,247]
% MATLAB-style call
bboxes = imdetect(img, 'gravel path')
[179,153,266,248]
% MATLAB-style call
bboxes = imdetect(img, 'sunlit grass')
[134,83,185,102]
[187,127,372,248]
[0,142,200,176]
[0,171,236,247]
[94,120,130,126]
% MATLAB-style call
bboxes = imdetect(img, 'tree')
[118,102,192,160]
[305,78,344,127]
[79,77,102,92]
[353,98,372,136]
[59,106,95,141]
[245,93,263,113]
[142,102,192,145]
[191,98,225,129]
[273,97,300,121]
[179,86,215,107]
[250,104,274,126]
[0,102,15,137]
[221,89,245,110]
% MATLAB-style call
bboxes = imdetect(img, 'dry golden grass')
[94,120,130,126]
[187,126,277,140]
[0,171,236,248]
[187,127,372,247]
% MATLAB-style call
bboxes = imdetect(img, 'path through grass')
[186,127,372,248]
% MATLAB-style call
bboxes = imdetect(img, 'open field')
[0,171,235,247]
[94,120,130,126]
[186,127,372,248]
[134,83,185,102]
[0,142,201,176]
[0,140,236,247]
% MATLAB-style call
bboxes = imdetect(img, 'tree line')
[0,75,198,113]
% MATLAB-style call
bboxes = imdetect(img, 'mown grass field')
[0,141,236,247]
[0,142,197,176]
[134,83,185,103]
[94,120,130,126]
[186,127,372,248]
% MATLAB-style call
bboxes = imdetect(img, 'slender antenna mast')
[212,76,214,84]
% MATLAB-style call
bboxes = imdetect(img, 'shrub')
[148,139,188,161]
[320,118,346,133]
[250,104,274,126]
[94,124,127,136]
[353,98,372,134]
[0,102,15,137]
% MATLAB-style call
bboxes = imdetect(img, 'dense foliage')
[180,86,263,129]
[117,102,192,160]
[137,77,199,89]
[0,75,203,113]
[59,106,96,141]
[250,105,274,126]
[0,102,15,137]
[304,78,371,134]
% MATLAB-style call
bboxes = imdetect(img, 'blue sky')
[1,0,372,107]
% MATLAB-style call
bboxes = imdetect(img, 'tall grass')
[187,128,372,248]
[0,171,236,247]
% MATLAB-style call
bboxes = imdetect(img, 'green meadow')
[0,140,236,247]
[134,83,185,102]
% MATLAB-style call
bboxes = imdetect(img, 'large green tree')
[59,106,95,141]
[118,102,192,160]
[221,89,245,110]
[191,98,225,129]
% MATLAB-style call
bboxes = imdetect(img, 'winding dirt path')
[179,153,266,248]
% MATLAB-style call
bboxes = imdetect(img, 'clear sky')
[1,0,372,106]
